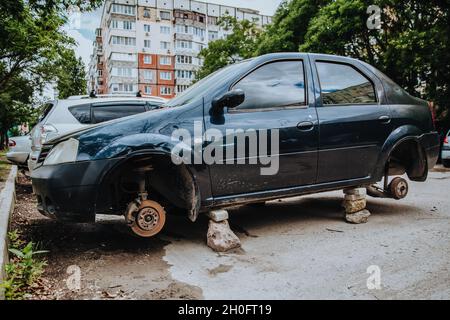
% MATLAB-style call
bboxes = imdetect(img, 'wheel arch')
[95,150,202,222]
[375,125,428,182]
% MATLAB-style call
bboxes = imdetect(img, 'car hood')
[53,104,195,161]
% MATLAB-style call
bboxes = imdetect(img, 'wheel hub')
[129,200,166,237]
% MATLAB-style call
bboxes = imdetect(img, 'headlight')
[43,138,79,166]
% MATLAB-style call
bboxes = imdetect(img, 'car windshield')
[165,59,252,108]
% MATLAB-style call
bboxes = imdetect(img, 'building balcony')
[174,33,193,41]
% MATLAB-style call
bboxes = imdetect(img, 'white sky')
[67,0,283,69]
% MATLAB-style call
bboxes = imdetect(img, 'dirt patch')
[9,174,203,300]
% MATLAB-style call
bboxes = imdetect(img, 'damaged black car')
[31,53,439,237]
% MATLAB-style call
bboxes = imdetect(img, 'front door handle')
[378,115,391,124]
[297,121,314,131]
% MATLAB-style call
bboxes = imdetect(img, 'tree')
[300,0,450,124]
[0,75,36,147]
[0,0,101,148]
[56,49,87,99]
[195,16,262,80]
[256,0,331,55]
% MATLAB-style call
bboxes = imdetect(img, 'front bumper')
[31,158,121,222]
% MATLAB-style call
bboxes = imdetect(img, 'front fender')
[92,133,198,162]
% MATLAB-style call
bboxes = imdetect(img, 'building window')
[209,31,218,41]
[193,27,205,37]
[160,11,170,20]
[143,9,150,18]
[159,56,171,65]
[111,36,136,46]
[144,40,151,48]
[160,71,172,80]
[144,86,152,94]
[111,20,118,28]
[112,83,135,92]
[160,86,172,95]
[198,16,205,23]
[176,55,192,64]
[160,26,171,34]
[144,55,151,64]
[176,70,193,79]
[160,41,170,49]
[176,24,190,34]
[111,4,135,16]
[208,16,218,25]
[123,20,134,30]
[176,40,192,49]
[177,85,189,93]
[144,24,151,32]
[112,67,134,77]
[144,70,152,80]
[97,70,103,76]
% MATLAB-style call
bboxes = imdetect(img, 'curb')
[0,166,18,300]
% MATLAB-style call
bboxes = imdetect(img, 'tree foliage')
[0,0,99,148]
[56,49,87,99]
[197,0,450,126]
[195,16,262,80]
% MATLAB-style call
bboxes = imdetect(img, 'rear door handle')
[297,121,314,131]
[378,115,391,124]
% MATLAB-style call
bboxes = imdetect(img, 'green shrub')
[0,231,48,300]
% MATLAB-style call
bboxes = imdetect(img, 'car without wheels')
[31,53,439,237]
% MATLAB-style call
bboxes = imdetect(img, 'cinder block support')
[206,210,241,252]
[342,187,371,224]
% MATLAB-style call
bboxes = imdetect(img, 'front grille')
[37,145,53,164]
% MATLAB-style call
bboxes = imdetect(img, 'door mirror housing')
[211,89,245,113]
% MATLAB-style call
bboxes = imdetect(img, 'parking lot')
[11,167,450,300]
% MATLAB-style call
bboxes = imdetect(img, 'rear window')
[38,103,54,122]
[69,104,91,124]
[92,104,146,123]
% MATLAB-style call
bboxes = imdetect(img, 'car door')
[312,59,392,183]
[205,59,319,197]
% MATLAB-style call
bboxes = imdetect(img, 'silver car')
[28,94,168,172]
[442,130,450,168]
[6,135,31,167]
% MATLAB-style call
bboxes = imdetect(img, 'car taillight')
[39,124,58,145]
[8,140,16,147]
[445,136,449,144]
[428,101,436,129]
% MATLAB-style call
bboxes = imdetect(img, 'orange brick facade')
[138,53,175,98]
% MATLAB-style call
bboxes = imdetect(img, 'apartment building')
[87,28,106,95]
[88,0,272,98]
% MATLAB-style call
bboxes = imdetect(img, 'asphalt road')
[11,167,450,299]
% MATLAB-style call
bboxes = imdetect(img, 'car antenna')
[89,90,97,98]
[136,90,142,97]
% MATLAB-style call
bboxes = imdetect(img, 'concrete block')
[344,193,365,201]
[342,198,366,214]
[207,220,241,252]
[207,209,229,222]
[345,209,371,224]
[343,187,366,197]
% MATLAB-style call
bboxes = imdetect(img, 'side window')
[69,104,91,124]
[232,60,306,111]
[92,104,146,123]
[316,62,377,105]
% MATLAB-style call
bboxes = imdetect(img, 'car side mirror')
[211,89,245,114]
